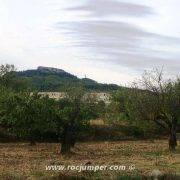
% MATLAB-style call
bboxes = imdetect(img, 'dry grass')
[90,119,105,126]
[0,140,179,179]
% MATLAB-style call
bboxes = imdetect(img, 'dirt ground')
[0,140,179,179]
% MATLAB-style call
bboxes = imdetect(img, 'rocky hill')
[16,66,119,92]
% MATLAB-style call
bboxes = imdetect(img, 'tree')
[0,92,57,145]
[0,64,27,91]
[55,86,99,154]
[106,89,130,123]
[0,64,15,77]
[125,69,179,151]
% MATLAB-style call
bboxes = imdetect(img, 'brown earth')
[0,140,179,179]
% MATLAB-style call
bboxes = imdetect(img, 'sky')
[0,0,180,85]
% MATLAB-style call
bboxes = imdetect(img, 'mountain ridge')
[16,66,120,92]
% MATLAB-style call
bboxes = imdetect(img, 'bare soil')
[0,140,179,179]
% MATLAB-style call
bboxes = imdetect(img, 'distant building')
[38,92,110,104]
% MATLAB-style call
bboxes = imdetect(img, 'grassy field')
[0,140,179,179]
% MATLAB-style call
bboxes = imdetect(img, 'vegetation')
[0,64,102,152]
[0,64,179,179]
[55,86,100,154]
[109,69,180,151]
[0,92,57,145]
[16,66,119,92]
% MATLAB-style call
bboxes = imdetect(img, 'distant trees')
[0,64,15,88]
[0,64,26,91]
[106,88,129,123]
[16,67,119,92]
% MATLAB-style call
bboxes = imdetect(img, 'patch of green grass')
[30,170,47,178]
[117,146,133,156]
[0,172,27,180]
[86,170,102,180]
[116,172,142,180]
[144,151,163,157]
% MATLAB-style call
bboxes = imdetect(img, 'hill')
[16,66,120,92]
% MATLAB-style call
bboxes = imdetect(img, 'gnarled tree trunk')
[169,123,177,151]
[60,123,77,154]
[60,124,71,154]
[60,101,80,154]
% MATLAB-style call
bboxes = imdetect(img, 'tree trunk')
[169,124,177,151]
[61,102,80,154]
[61,141,71,154]
[70,134,76,148]
[70,124,77,148]
[60,124,72,154]
[29,140,36,146]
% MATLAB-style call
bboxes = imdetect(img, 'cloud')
[66,0,153,17]
[0,0,179,84]
[56,20,180,74]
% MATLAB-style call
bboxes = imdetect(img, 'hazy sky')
[0,0,180,85]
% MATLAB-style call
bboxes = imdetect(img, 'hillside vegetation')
[16,66,119,92]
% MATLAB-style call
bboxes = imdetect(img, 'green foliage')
[53,85,104,153]
[106,88,132,123]
[0,65,104,146]
[16,67,119,92]
[2,64,179,151]
[0,64,27,91]
[110,69,180,150]
[107,69,180,145]
[55,86,100,136]
[0,91,57,143]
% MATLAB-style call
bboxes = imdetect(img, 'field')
[0,140,179,179]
